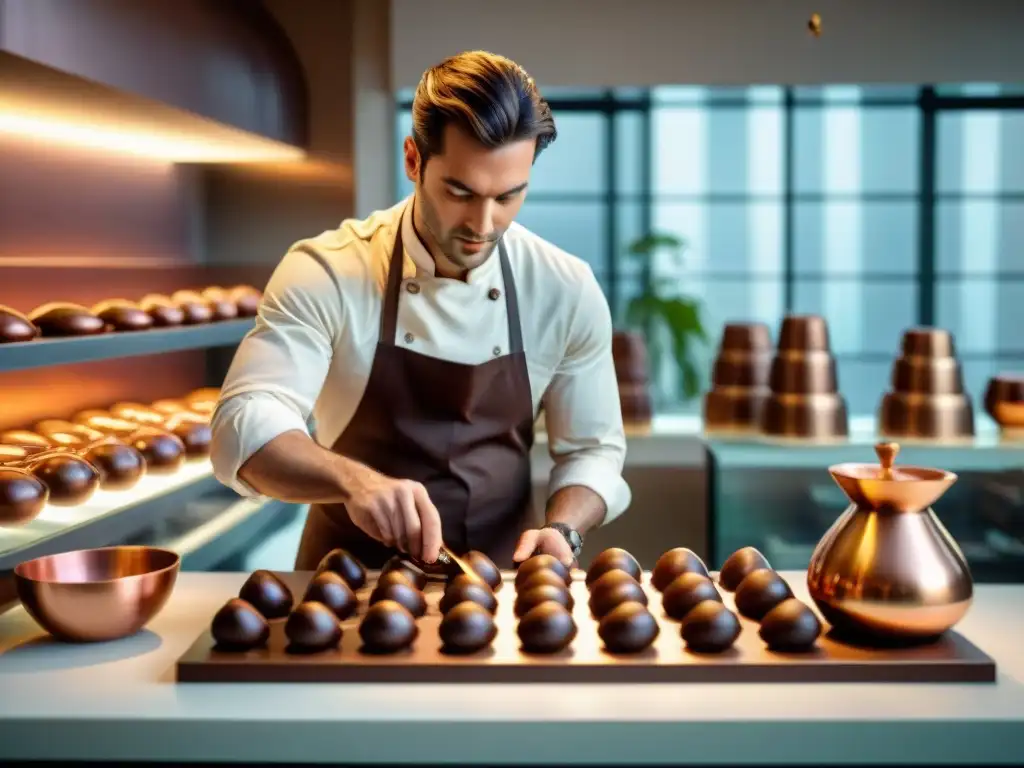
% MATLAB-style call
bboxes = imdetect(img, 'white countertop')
[0,570,1023,764]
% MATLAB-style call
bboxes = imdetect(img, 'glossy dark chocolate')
[92,300,154,332]
[585,547,642,586]
[80,440,146,490]
[28,303,105,337]
[127,427,185,473]
[516,569,568,594]
[513,584,574,618]
[514,554,571,589]
[587,570,647,619]
[680,600,742,653]
[369,581,427,618]
[0,467,48,525]
[718,546,771,591]
[211,597,270,651]
[598,600,660,653]
[239,570,294,620]
[316,548,367,590]
[358,599,418,653]
[230,286,262,317]
[651,547,710,591]
[439,601,497,654]
[661,572,722,621]
[759,598,822,652]
[0,306,38,343]
[164,417,212,458]
[381,556,428,590]
[376,570,413,590]
[171,291,214,325]
[285,601,342,652]
[303,571,358,621]
[464,550,502,590]
[734,568,793,621]
[22,451,99,505]
[517,601,577,654]
[439,575,498,615]
[139,295,185,326]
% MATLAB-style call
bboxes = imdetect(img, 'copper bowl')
[712,351,771,388]
[761,392,849,439]
[719,322,772,354]
[14,546,180,642]
[704,387,769,432]
[891,355,965,395]
[901,327,956,358]
[879,392,975,439]
[768,350,838,394]
[778,314,831,352]
[984,373,1024,431]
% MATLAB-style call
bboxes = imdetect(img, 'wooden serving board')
[175,571,996,684]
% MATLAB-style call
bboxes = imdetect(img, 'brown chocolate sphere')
[517,601,577,654]
[598,601,660,653]
[464,550,502,591]
[285,601,342,652]
[588,569,647,619]
[80,440,145,491]
[239,570,294,620]
[369,581,427,618]
[376,570,414,590]
[585,547,642,587]
[734,568,793,621]
[316,548,367,590]
[439,601,497,654]
[211,597,270,651]
[651,547,710,591]
[0,306,38,343]
[514,584,574,618]
[517,569,569,594]
[359,599,418,653]
[303,571,358,621]
[759,598,822,652]
[680,600,741,653]
[718,546,771,592]
[381,556,428,590]
[661,572,722,621]
[514,554,571,589]
[0,468,48,525]
[439,575,498,615]
[23,452,100,506]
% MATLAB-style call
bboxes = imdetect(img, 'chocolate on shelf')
[612,331,654,430]
[358,599,418,653]
[598,600,660,654]
[680,600,741,653]
[651,547,709,591]
[138,294,186,327]
[211,597,270,652]
[229,285,262,317]
[91,299,154,332]
[984,373,1024,435]
[127,426,186,473]
[0,467,48,525]
[198,288,239,321]
[734,568,793,621]
[28,302,106,337]
[79,438,146,491]
[587,570,647,619]
[661,572,722,621]
[170,291,214,325]
[514,553,571,589]
[513,584,573,618]
[0,430,51,449]
[439,601,497,654]
[20,450,100,506]
[718,546,771,592]
[585,547,642,586]
[0,305,39,343]
[516,569,569,594]
[517,600,576,654]
[440,574,498,615]
[239,570,294,620]
[369,581,427,618]
[703,322,772,433]
[759,598,822,652]
[284,601,342,653]
[315,548,367,590]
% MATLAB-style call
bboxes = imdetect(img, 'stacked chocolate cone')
[703,322,772,433]
[612,331,654,430]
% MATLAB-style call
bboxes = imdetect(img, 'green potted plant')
[617,232,708,406]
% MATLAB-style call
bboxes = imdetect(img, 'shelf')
[0,319,254,372]
[0,460,224,571]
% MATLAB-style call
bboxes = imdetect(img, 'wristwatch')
[544,522,583,559]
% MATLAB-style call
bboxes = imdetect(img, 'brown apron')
[294,219,535,571]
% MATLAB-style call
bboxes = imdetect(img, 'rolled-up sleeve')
[543,267,631,523]
[210,245,339,497]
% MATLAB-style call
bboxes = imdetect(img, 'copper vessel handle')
[875,441,900,479]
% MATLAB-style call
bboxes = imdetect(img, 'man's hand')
[512,527,574,567]
[344,466,443,563]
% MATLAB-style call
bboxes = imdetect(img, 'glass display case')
[706,417,1024,583]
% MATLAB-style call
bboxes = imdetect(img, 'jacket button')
[404,332,414,343]
[492,346,501,356]
[407,282,420,294]
[488,288,501,300]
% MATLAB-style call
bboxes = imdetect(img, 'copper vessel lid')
[828,442,957,512]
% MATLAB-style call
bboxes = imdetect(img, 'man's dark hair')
[411,50,557,172]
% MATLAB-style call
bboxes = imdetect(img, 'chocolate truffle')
[517,601,577,654]
[661,572,722,621]
[316,548,367,590]
[359,599,418,653]
[680,600,742,653]
[588,570,647,619]
[0,467,48,525]
[285,601,342,652]
[369,581,427,618]
[139,294,185,326]
[718,546,771,592]
[0,306,38,343]
[28,302,105,337]
[211,597,270,651]
[381,556,428,590]
[517,569,569,594]
[598,600,660,654]
[440,575,498,615]
[92,300,154,332]
[464,550,502,591]
[652,547,710,591]
[734,568,793,621]
[230,285,262,317]
[514,584,574,618]
[23,451,100,505]
[439,601,497,654]
[303,571,358,621]
[164,417,212,458]
[127,427,185,473]
[376,570,414,590]
[585,547,642,587]
[759,598,822,652]
[239,570,294,619]
[80,440,145,491]
[515,554,571,589]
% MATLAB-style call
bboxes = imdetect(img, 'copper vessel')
[984,373,1024,435]
[879,327,974,440]
[14,546,180,642]
[807,442,973,643]
[760,315,848,439]
[704,322,771,433]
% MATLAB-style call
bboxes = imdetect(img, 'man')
[210,50,630,570]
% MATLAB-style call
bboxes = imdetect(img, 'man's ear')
[403,136,420,182]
